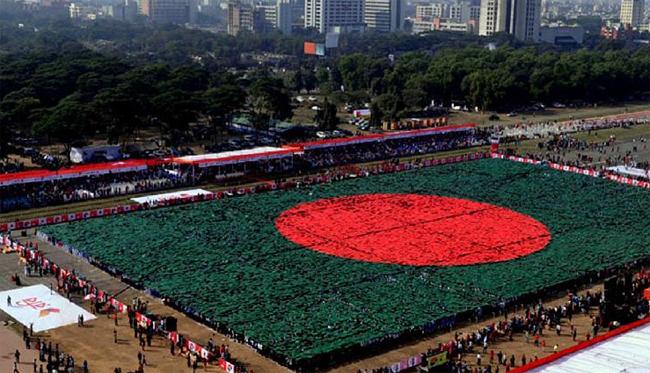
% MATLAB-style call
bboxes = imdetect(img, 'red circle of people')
[275,194,551,266]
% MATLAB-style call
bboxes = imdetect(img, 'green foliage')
[250,76,293,121]
[314,98,338,130]
[33,96,91,154]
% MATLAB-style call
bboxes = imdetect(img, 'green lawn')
[40,158,650,367]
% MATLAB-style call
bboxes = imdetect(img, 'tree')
[33,97,90,158]
[369,102,383,128]
[93,87,145,144]
[249,77,293,122]
[151,90,200,147]
[314,99,338,130]
[202,84,246,139]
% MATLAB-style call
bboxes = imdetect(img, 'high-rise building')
[140,0,190,23]
[304,0,365,33]
[227,1,254,34]
[277,0,293,34]
[479,0,540,42]
[254,4,277,32]
[620,0,644,28]
[364,0,404,32]
[511,0,540,42]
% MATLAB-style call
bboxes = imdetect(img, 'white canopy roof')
[527,318,650,373]
[606,165,650,180]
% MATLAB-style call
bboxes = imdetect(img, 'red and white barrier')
[605,174,650,189]
[491,153,600,177]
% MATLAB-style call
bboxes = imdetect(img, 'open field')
[39,158,650,369]
[450,102,650,127]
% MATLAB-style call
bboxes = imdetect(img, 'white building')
[479,0,541,42]
[69,3,88,18]
[415,3,446,19]
[620,0,645,28]
[538,26,585,45]
[364,0,404,32]
[304,0,365,33]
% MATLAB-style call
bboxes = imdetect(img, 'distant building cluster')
[226,0,292,35]
[412,1,481,34]
[601,0,649,40]
[10,0,647,44]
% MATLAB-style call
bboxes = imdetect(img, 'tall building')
[620,0,644,28]
[511,0,540,42]
[141,0,190,23]
[364,0,404,32]
[304,0,365,33]
[479,0,540,42]
[254,4,277,32]
[277,0,293,34]
[227,1,254,34]
[479,0,508,36]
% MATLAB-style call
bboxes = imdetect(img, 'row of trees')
[320,47,650,122]
[0,48,294,152]
[1,15,649,155]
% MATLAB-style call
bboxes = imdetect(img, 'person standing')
[114,329,118,344]
[7,295,11,306]
[15,349,21,364]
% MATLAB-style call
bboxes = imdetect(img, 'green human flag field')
[40,159,650,366]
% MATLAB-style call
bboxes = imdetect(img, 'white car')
[311,105,320,111]
[308,96,317,102]
[316,131,329,138]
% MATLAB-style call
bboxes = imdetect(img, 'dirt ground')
[0,323,40,373]
[330,285,604,372]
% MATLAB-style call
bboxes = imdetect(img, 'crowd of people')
[495,116,649,141]
[0,168,190,213]
[8,234,253,373]
[365,270,650,373]
[12,325,88,373]
[0,131,482,214]
[302,131,481,169]
[2,116,648,214]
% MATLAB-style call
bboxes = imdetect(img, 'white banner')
[130,189,213,205]
[0,285,96,332]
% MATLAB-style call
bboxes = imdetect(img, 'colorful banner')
[428,351,447,368]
